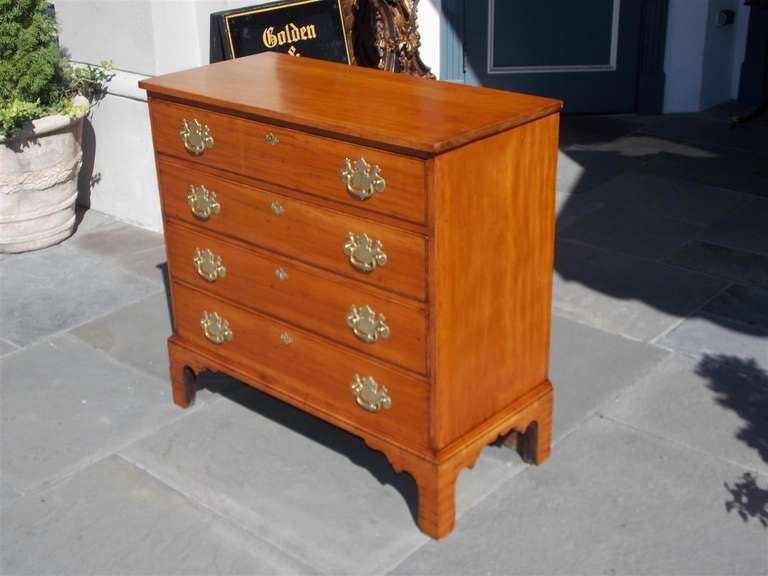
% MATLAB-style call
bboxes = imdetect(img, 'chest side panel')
[430,113,560,450]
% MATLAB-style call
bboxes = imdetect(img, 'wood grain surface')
[150,98,427,223]
[165,220,428,374]
[158,157,428,301]
[171,281,430,449]
[146,53,560,540]
[139,52,562,156]
[429,113,560,449]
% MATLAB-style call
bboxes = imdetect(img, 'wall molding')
[739,5,768,106]
[637,0,669,113]
[75,65,150,102]
[440,0,670,113]
[440,0,464,81]
[486,0,620,74]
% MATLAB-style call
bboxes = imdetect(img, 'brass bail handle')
[344,232,388,273]
[179,118,214,155]
[346,304,390,344]
[200,311,233,344]
[339,157,386,200]
[193,247,226,282]
[350,374,392,412]
[187,184,220,221]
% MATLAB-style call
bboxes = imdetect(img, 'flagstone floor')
[1,102,766,575]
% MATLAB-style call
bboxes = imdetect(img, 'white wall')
[663,0,708,113]
[419,0,441,77]
[55,0,264,230]
[663,0,750,113]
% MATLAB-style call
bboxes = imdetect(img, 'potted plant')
[0,0,111,253]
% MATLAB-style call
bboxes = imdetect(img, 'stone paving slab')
[64,218,164,264]
[121,386,524,575]
[118,245,168,285]
[666,241,768,288]
[553,240,729,341]
[0,480,20,510]
[555,149,638,195]
[0,244,160,347]
[390,417,768,576]
[583,171,751,226]
[701,197,768,256]
[638,113,767,152]
[0,338,18,357]
[655,315,768,370]
[0,333,216,493]
[554,190,603,232]
[558,172,752,261]
[0,455,317,576]
[71,291,173,382]
[556,127,681,196]
[558,114,647,148]
[640,142,768,197]
[605,353,768,474]
[66,209,168,285]
[701,284,768,332]
[545,315,668,443]
[69,207,116,236]
[558,202,704,261]
[563,134,679,159]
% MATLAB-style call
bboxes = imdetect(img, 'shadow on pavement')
[695,354,768,528]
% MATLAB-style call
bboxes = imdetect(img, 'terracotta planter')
[0,96,88,253]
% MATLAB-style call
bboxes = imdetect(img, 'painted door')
[463,0,643,113]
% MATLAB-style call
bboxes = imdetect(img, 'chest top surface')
[139,52,561,156]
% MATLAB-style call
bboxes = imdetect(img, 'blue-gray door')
[462,0,643,113]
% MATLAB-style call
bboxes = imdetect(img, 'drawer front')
[172,281,429,448]
[166,221,427,374]
[158,157,427,301]
[150,98,426,224]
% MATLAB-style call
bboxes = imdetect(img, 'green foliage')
[0,0,112,138]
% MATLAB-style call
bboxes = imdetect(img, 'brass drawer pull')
[265,132,279,146]
[344,232,387,273]
[346,304,390,344]
[274,267,289,281]
[350,374,391,412]
[187,185,220,220]
[270,200,285,215]
[280,331,293,345]
[200,311,233,344]
[340,157,386,200]
[179,118,214,155]
[193,247,226,282]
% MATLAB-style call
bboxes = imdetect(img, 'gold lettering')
[288,22,301,43]
[263,22,317,49]
[262,26,278,48]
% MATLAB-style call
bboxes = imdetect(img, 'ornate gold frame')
[341,0,434,78]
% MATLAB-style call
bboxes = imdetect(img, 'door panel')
[465,0,642,113]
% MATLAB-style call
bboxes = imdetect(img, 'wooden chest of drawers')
[140,53,560,539]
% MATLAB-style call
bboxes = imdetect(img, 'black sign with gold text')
[210,0,350,64]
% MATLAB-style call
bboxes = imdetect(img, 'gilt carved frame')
[341,0,434,78]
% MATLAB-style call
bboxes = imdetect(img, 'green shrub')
[0,0,112,138]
